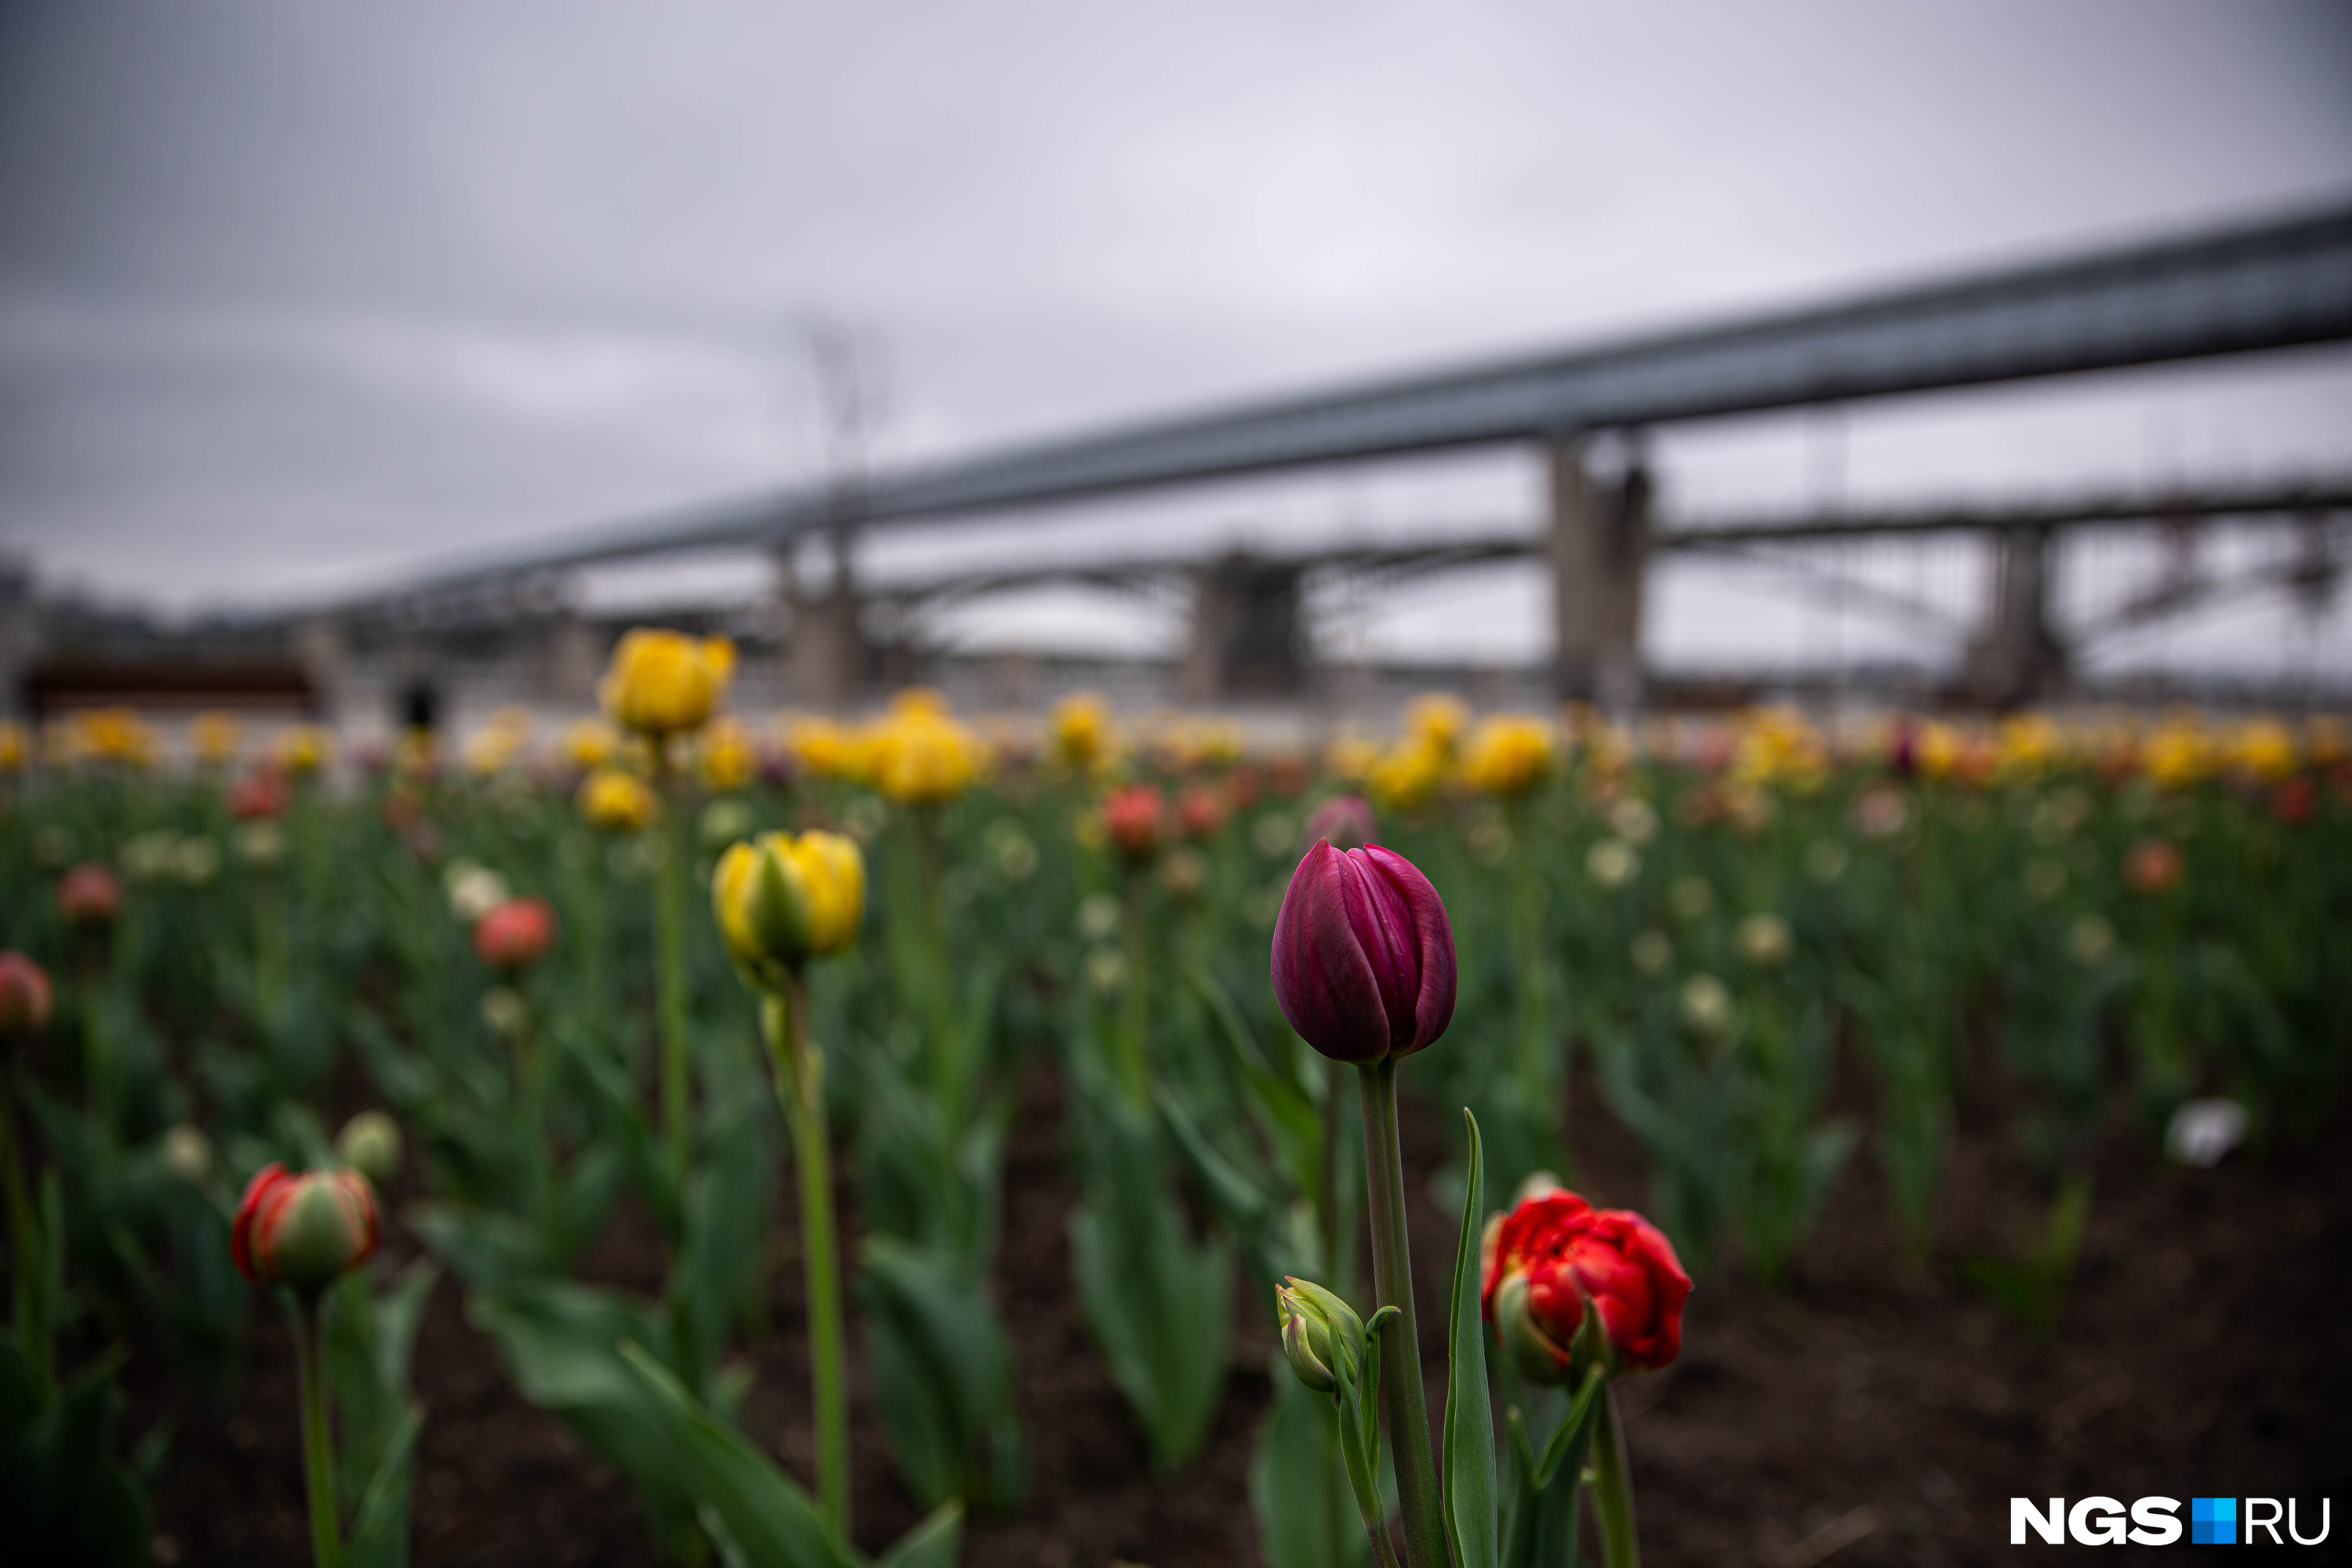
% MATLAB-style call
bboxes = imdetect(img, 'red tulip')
[230,1163,379,1296]
[2273,776,2315,826]
[1270,841,1454,1064]
[2123,837,2183,896]
[58,862,122,925]
[1101,785,1165,863]
[1301,794,1376,852]
[1482,1189,1690,1377]
[474,896,557,971]
[0,951,53,1036]
[1176,783,1229,841]
[228,767,293,822]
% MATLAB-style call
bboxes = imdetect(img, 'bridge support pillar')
[0,559,34,722]
[1960,527,2066,708]
[542,612,603,706]
[782,532,869,708]
[292,616,348,727]
[1181,553,1305,702]
[1548,437,1651,713]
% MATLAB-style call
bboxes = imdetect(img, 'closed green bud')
[1279,1292,1338,1393]
[1276,1277,1368,1398]
[336,1110,403,1188]
[162,1123,212,1185]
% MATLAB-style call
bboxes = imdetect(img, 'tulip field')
[2,667,2348,1567]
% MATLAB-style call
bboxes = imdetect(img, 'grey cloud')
[1,0,2348,662]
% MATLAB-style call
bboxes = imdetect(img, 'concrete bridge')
[121,202,2352,725]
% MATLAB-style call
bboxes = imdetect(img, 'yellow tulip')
[562,717,619,771]
[2141,720,2210,789]
[275,723,334,777]
[868,700,985,805]
[77,707,158,768]
[0,720,28,774]
[889,688,951,719]
[463,720,527,775]
[190,711,243,767]
[1993,713,2060,782]
[1367,735,1448,811]
[1403,694,1470,756]
[1461,714,1555,798]
[699,717,758,793]
[712,830,865,982]
[1326,733,1378,783]
[579,765,661,832]
[600,629,735,736]
[1051,692,1116,774]
[1913,720,1963,781]
[2229,718,2296,782]
[1192,721,1247,768]
[785,716,870,783]
[1732,706,1828,792]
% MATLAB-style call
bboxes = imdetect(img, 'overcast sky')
[3,1,2350,674]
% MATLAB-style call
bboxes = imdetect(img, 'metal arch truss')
[336,202,2352,621]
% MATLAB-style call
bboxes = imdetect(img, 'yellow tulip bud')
[712,830,865,983]
[578,766,661,832]
[1461,715,1555,798]
[190,711,243,768]
[1403,693,1470,755]
[274,723,334,777]
[599,629,735,737]
[699,717,758,793]
[561,717,619,771]
[868,702,985,806]
[1050,692,1115,773]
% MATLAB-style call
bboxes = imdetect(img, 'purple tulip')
[1271,841,1456,1063]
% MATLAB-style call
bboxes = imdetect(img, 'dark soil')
[129,1055,2351,1568]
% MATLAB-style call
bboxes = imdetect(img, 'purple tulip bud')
[1271,841,1456,1063]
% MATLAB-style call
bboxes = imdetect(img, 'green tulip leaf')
[617,1341,847,1568]
[1443,1109,1499,1568]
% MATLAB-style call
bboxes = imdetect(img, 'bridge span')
[296,203,2352,716]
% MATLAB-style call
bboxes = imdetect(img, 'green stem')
[78,962,107,1123]
[912,808,957,1120]
[1318,1059,1342,1282]
[763,982,851,1544]
[0,1065,45,1388]
[1508,801,1555,1126]
[514,998,554,1232]
[1588,1382,1639,1568]
[1117,869,1152,1109]
[256,876,288,1023]
[293,1295,343,1568]
[1357,1058,1445,1568]
[654,744,692,1175]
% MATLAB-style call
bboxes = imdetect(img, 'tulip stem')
[1317,1059,1343,1282]
[292,1295,343,1568]
[1588,1382,1639,1568]
[763,982,851,1545]
[912,807,960,1123]
[1117,868,1152,1108]
[255,875,289,1025]
[78,960,108,1125]
[654,746,692,1178]
[1357,1058,1446,1568]
[0,1065,45,1388]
